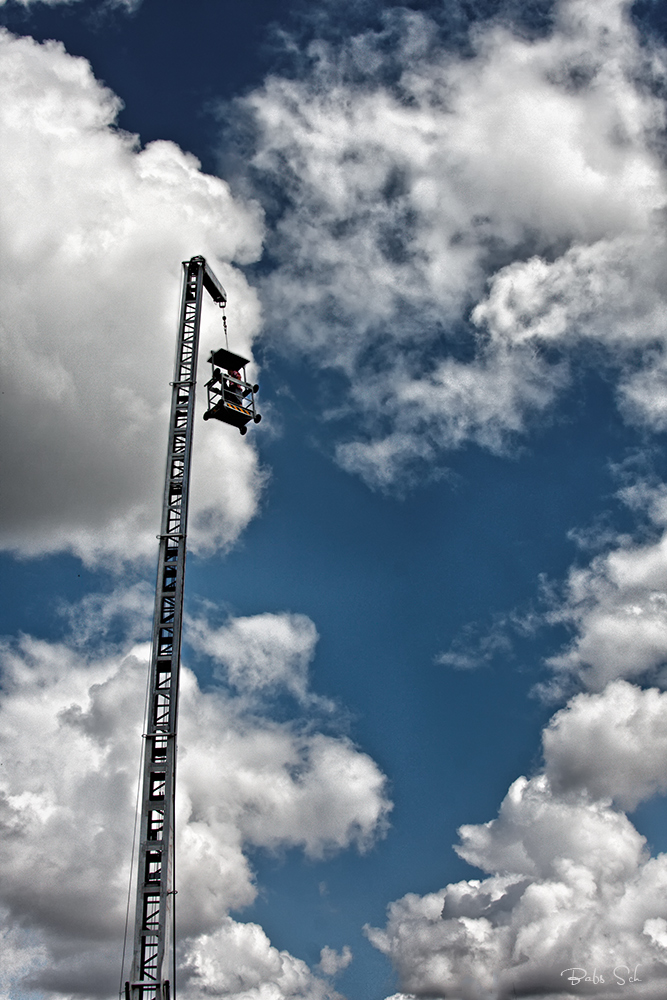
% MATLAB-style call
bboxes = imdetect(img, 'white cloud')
[241,0,667,486]
[368,518,667,998]
[188,611,320,703]
[0,594,391,997]
[545,524,667,693]
[317,945,353,977]
[180,920,342,1000]
[176,673,390,874]
[544,681,667,811]
[0,30,266,566]
[60,580,154,646]
[437,476,667,692]
[369,768,667,999]
[473,232,667,435]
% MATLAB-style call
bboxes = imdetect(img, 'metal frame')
[126,256,226,1000]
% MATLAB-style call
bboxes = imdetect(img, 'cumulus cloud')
[544,522,667,694]
[0,593,390,997]
[369,491,667,998]
[0,30,266,565]
[544,681,667,811]
[180,920,343,1000]
[369,760,667,998]
[240,0,667,486]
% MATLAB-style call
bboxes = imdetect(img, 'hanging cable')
[221,304,229,350]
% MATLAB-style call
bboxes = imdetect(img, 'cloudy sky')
[3,0,667,997]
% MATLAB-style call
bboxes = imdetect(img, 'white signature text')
[561,966,642,986]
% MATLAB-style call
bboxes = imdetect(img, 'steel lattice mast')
[126,256,226,1000]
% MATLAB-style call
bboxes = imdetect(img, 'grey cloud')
[0,30,266,565]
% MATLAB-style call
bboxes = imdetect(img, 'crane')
[124,256,259,1000]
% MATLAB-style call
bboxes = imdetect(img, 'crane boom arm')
[126,256,222,1000]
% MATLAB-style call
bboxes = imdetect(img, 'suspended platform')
[203,347,261,435]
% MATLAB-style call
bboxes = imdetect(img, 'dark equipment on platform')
[203,347,261,435]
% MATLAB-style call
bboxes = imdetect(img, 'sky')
[4,0,667,998]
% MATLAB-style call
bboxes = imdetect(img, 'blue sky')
[3,1,667,999]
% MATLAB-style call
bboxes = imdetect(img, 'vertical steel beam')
[127,257,225,1000]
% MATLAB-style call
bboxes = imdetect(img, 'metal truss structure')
[126,256,226,1000]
